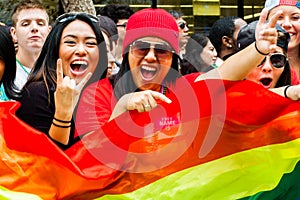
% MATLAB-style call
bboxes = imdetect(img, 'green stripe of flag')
[97,138,300,200]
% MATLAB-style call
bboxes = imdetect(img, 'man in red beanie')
[122,8,179,56]
[77,8,180,133]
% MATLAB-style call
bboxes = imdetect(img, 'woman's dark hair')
[181,33,214,75]
[0,25,19,99]
[22,13,107,99]
[98,4,134,23]
[168,10,183,20]
[110,50,181,100]
[275,59,291,87]
[98,15,118,51]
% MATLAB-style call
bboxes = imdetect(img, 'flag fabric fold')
[0,79,300,199]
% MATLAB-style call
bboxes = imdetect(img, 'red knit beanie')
[264,0,300,11]
[122,8,179,56]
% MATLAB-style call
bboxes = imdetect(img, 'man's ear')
[222,36,233,48]
[48,25,52,32]
[10,26,18,44]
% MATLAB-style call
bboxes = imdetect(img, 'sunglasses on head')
[56,12,99,24]
[178,22,188,29]
[258,53,287,68]
[130,40,174,60]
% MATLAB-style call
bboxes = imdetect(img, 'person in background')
[206,17,300,101]
[181,33,217,75]
[0,26,19,101]
[10,0,52,91]
[98,4,134,65]
[169,10,189,58]
[16,13,108,149]
[76,7,281,134]
[209,16,247,65]
[264,0,300,85]
[98,15,119,77]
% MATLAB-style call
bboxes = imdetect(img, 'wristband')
[254,42,269,56]
[52,122,71,128]
[284,85,291,98]
[53,117,71,123]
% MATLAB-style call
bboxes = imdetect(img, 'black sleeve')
[16,82,55,135]
[16,81,75,150]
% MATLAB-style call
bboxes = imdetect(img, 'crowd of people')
[1,0,300,148]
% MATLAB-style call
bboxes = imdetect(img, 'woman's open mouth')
[70,61,88,76]
[259,77,272,88]
[140,65,158,81]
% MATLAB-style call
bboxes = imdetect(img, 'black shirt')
[16,81,74,149]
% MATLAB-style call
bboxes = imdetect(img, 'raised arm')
[49,59,91,145]
[195,8,281,82]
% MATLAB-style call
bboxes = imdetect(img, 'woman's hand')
[126,90,172,112]
[54,58,92,120]
[255,8,282,55]
[195,8,283,82]
[49,59,92,145]
[109,90,172,121]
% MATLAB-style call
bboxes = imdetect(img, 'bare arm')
[195,8,281,82]
[270,85,300,101]
[49,59,91,145]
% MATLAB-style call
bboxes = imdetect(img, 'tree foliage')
[0,0,19,25]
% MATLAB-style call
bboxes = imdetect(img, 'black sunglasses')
[116,23,127,28]
[130,40,174,60]
[258,53,287,68]
[56,12,98,24]
[178,22,188,29]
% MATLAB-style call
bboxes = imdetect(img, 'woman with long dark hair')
[16,13,108,149]
[181,33,217,75]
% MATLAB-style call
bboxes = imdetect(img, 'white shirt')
[14,60,31,91]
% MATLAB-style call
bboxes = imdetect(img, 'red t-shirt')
[76,78,116,137]
[75,73,201,137]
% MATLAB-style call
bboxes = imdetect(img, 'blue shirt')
[0,84,9,101]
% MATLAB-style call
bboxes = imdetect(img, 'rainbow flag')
[1,79,300,199]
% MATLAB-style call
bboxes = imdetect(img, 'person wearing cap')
[98,15,120,77]
[237,20,291,89]
[265,0,300,84]
[169,10,189,58]
[76,7,282,133]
